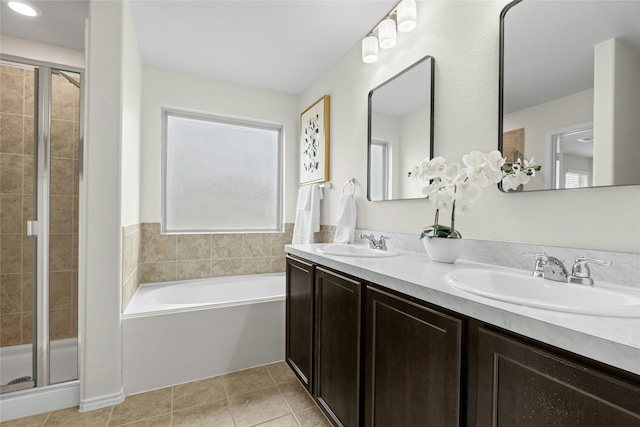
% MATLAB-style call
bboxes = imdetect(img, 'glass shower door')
[0,61,38,393]
[0,60,80,393]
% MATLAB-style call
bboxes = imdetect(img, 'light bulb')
[362,36,379,63]
[378,18,397,50]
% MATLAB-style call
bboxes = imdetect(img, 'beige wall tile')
[21,311,32,344]
[177,234,211,260]
[22,154,33,195]
[271,257,286,273]
[23,70,35,117]
[50,157,74,196]
[1,194,23,233]
[243,257,271,275]
[0,65,24,75]
[1,234,22,274]
[49,234,73,272]
[22,235,34,272]
[21,273,33,312]
[23,116,34,155]
[141,227,175,263]
[1,153,23,194]
[50,196,74,234]
[211,258,243,277]
[272,229,293,257]
[1,274,22,314]
[141,262,176,283]
[49,308,72,340]
[243,234,271,258]
[49,271,73,310]
[0,112,23,154]
[122,268,139,312]
[177,260,211,281]
[212,234,243,258]
[1,313,22,345]
[123,228,141,281]
[0,72,24,114]
[51,76,76,121]
[50,119,75,158]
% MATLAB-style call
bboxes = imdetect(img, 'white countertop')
[286,244,640,376]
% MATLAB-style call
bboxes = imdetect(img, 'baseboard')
[79,387,125,412]
[0,380,80,422]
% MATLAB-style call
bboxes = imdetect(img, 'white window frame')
[161,107,283,234]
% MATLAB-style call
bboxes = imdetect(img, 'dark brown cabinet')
[315,267,364,427]
[475,327,640,427]
[365,286,464,427]
[286,255,640,427]
[285,256,315,392]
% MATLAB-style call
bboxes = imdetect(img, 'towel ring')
[341,178,355,195]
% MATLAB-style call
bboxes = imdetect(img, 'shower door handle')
[27,221,38,236]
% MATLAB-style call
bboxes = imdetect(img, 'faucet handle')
[570,257,612,284]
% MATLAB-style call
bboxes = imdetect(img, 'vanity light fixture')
[362,35,379,63]
[396,0,417,33]
[361,0,417,63]
[7,0,41,17]
[378,18,397,49]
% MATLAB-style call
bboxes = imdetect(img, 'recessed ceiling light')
[7,1,41,17]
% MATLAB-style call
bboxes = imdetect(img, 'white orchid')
[501,157,541,191]
[409,150,540,238]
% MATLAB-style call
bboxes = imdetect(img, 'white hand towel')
[292,184,323,244]
[333,193,357,243]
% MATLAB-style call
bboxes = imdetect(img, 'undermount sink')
[446,268,640,317]
[317,244,398,258]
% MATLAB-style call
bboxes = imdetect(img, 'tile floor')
[1,362,331,427]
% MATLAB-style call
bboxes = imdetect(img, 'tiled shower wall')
[0,65,79,346]
[122,223,336,310]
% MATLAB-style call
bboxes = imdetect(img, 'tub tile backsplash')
[121,222,340,310]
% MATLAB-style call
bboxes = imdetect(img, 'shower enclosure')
[0,57,82,394]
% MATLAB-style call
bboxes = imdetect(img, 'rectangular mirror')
[499,0,640,192]
[368,55,434,201]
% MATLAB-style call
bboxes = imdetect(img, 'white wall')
[139,67,299,224]
[300,0,640,254]
[0,35,84,68]
[120,0,143,226]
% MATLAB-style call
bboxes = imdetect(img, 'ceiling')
[0,0,396,94]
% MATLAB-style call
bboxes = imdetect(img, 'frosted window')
[162,110,282,233]
[370,140,388,200]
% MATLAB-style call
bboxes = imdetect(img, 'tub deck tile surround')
[1,363,330,427]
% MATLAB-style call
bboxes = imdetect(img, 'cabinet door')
[365,286,463,427]
[315,267,363,427]
[476,327,640,427]
[286,256,315,392]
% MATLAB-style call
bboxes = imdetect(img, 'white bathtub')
[122,273,286,395]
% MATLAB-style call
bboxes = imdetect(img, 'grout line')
[105,405,115,427]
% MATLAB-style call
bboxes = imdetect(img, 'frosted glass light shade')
[397,0,417,33]
[362,36,379,63]
[378,18,397,49]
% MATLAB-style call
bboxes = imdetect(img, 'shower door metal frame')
[0,54,84,394]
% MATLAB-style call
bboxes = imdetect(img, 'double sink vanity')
[284,243,640,426]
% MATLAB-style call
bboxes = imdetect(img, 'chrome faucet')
[359,234,390,250]
[531,253,611,286]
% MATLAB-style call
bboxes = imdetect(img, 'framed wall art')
[300,95,330,185]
